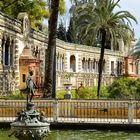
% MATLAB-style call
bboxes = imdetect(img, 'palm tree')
[129,39,140,59]
[76,0,137,98]
[44,0,60,98]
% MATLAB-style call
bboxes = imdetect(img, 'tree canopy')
[0,0,65,30]
[74,0,137,97]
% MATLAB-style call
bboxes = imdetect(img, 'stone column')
[8,39,11,66]
[60,56,63,71]
[62,57,64,71]
[14,39,20,90]
[128,101,134,124]
[66,52,70,72]
[56,55,58,71]
[0,33,3,95]
[0,33,3,71]
[57,55,60,71]
[2,38,6,65]
[84,60,86,72]
[75,53,79,72]
[85,60,88,72]
[53,100,59,122]
[105,57,110,75]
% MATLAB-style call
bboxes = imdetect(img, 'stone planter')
[64,84,72,99]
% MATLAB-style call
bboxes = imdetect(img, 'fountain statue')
[9,71,50,140]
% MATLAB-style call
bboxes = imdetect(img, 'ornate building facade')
[0,11,139,95]
[0,12,47,95]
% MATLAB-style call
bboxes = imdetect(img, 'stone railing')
[0,99,139,124]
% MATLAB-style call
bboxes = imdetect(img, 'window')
[111,61,114,74]
[70,55,76,72]
[22,74,26,82]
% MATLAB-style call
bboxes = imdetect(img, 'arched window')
[70,55,76,72]
[5,37,10,65]
[93,59,96,72]
[88,58,90,72]
[82,57,85,71]
[62,55,64,71]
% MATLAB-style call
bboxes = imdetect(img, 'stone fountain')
[9,71,50,140]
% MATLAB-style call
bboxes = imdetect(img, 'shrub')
[56,86,109,99]
[76,87,96,99]
[108,78,138,99]
[134,78,140,98]
[56,89,76,99]
[8,90,26,99]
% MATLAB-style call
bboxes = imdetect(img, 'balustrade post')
[128,100,134,124]
[53,100,59,122]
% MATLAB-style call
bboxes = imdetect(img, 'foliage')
[0,0,66,30]
[75,0,137,47]
[57,22,67,41]
[9,92,26,99]
[56,86,109,99]
[75,0,137,98]
[0,0,50,30]
[66,17,78,43]
[129,39,140,59]
[59,0,66,15]
[108,78,140,99]
[56,89,76,99]
[76,87,96,99]
[0,90,26,99]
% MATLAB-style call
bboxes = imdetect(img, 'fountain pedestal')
[10,102,50,140]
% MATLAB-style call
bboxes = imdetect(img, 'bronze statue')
[26,71,36,103]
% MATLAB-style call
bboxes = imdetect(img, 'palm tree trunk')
[97,29,106,98]
[44,0,59,98]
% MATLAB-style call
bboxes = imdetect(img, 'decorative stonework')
[10,102,50,140]
[0,11,139,94]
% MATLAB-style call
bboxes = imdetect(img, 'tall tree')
[68,0,95,45]
[67,17,76,43]
[75,0,137,98]
[129,39,140,59]
[44,0,60,98]
[57,22,67,41]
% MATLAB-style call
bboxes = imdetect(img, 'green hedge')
[108,78,140,99]
[56,86,109,99]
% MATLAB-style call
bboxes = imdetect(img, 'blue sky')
[64,0,140,39]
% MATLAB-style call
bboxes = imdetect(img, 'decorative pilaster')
[14,39,20,90]
[65,52,70,72]
[75,53,79,73]
[0,33,3,95]
[0,33,3,72]
[106,57,110,74]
